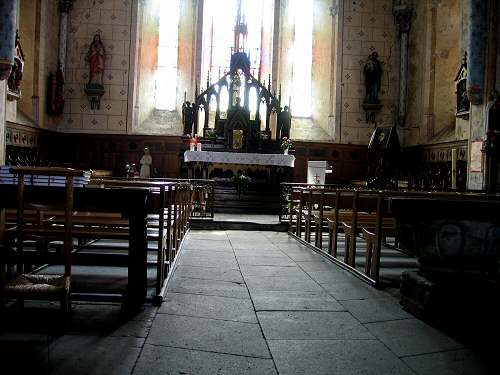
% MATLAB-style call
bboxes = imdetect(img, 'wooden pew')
[89,178,192,303]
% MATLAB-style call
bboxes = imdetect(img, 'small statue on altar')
[140,148,152,178]
[363,52,383,104]
[277,106,291,140]
[182,101,194,135]
[86,34,105,87]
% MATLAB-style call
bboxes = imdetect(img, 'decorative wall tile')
[107,115,127,131]
[109,85,128,99]
[111,25,130,41]
[340,0,399,145]
[86,23,113,39]
[83,114,108,130]
[343,40,362,55]
[62,0,133,134]
[341,126,360,144]
[99,99,124,116]
[99,10,128,26]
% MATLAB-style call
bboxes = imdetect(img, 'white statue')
[140,148,152,178]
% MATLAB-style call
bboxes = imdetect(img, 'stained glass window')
[291,0,313,117]
[155,0,181,110]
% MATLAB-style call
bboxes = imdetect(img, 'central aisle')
[131,230,480,375]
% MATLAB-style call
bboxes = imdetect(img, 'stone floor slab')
[304,269,354,284]
[133,345,277,375]
[341,297,412,323]
[237,256,296,266]
[268,339,414,375]
[160,292,257,323]
[0,333,49,374]
[167,276,250,299]
[173,265,244,282]
[49,335,143,375]
[321,279,386,300]
[182,240,233,251]
[296,260,338,272]
[257,311,373,340]
[365,319,464,357]
[402,349,496,375]
[251,290,345,311]
[147,314,270,358]
[245,275,323,292]
[239,265,301,277]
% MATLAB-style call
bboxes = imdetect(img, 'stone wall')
[335,0,399,145]
[405,0,463,146]
[60,0,133,134]
[5,0,60,130]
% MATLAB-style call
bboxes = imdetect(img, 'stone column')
[58,0,74,74]
[467,0,488,190]
[0,0,16,164]
[393,2,413,127]
[0,80,6,165]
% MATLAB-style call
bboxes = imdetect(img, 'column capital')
[59,0,75,13]
[393,3,414,34]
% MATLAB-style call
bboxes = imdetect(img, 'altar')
[184,151,295,167]
[183,150,295,188]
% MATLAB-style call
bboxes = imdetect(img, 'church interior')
[1,0,500,373]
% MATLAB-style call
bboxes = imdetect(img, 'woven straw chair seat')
[3,274,70,295]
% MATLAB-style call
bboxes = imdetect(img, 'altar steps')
[213,185,281,214]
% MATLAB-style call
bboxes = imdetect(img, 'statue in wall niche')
[86,34,106,87]
[7,31,25,96]
[140,148,153,179]
[363,52,383,104]
[85,34,106,109]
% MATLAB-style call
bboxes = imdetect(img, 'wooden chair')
[0,167,82,326]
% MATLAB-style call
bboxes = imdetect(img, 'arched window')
[200,0,273,88]
[291,0,313,117]
[155,0,181,110]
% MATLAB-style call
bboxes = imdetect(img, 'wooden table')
[0,184,151,314]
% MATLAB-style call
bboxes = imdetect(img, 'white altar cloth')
[184,151,295,167]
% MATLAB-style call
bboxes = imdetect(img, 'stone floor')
[0,230,497,374]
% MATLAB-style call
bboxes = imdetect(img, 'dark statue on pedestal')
[362,51,383,124]
[277,106,291,140]
[182,101,195,136]
[363,52,382,104]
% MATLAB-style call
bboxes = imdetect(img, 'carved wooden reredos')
[184,51,288,152]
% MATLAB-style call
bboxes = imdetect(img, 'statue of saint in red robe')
[86,34,105,86]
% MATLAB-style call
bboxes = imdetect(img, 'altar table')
[184,151,295,168]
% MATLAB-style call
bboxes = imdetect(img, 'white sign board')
[307,161,328,185]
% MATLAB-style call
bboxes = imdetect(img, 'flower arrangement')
[232,172,251,197]
[281,137,293,151]
[206,129,217,140]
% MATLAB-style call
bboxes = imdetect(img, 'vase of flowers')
[281,137,292,155]
[233,172,251,198]
[189,137,197,151]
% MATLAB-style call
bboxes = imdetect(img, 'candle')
[197,142,202,151]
